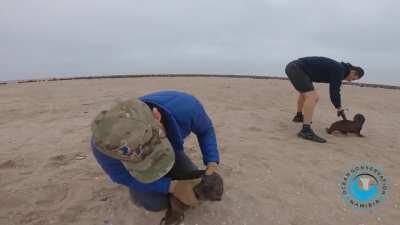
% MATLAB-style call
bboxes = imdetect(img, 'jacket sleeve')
[91,142,171,193]
[191,101,220,165]
[329,77,342,109]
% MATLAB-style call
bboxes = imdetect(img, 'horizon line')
[1,74,399,90]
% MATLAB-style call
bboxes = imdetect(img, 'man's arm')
[329,78,342,110]
[191,101,220,165]
[91,143,171,193]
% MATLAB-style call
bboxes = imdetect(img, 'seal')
[326,113,365,137]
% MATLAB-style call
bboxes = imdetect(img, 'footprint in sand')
[91,186,120,202]
[19,210,48,225]
[47,154,72,167]
[45,153,87,168]
[57,205,87,223]
[34,183,69,206]
[0,160,17,170]
[250,112,264,121]
[62,128,75,135]
[248,126,263,132]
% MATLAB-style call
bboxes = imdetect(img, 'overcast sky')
[1,0,399,84]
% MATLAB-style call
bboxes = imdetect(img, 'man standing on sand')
[285,56,364,143]
[91,90,219,213]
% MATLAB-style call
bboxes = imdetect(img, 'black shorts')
[285,60,315,93]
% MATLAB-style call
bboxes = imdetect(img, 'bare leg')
[292,93,305,123]
[302,90,319,125]
[297,94,305,113]
[297,90,326,143]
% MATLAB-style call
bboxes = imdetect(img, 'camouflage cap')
[91,98,175,183]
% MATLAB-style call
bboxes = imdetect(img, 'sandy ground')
[0,77,399,225]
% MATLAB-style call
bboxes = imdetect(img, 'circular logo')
[340,163,389,210]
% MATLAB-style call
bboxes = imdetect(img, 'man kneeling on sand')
[90,91,220,219]
[285,56,364,143]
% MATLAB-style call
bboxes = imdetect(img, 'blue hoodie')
[91,90,219,194]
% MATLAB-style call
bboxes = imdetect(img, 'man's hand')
[169,179,201,207]
[205,162,218,175]
[337,108,347,120]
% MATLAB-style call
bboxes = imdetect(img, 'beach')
[0,76,399,225]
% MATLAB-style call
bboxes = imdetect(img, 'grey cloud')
[0,0,399,85]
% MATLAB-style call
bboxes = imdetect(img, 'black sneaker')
[292,114,304,123]
[298,129,327,143]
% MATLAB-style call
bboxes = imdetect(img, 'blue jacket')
[298,56,350,109]
[92,90,219,194]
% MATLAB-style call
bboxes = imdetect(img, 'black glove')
[337,109,347,120]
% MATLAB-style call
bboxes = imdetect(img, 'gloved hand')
[337,109,347,120]
[205,162,218,175]
[169,178,201,207]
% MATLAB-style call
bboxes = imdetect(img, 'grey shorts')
[285,60,315,93]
